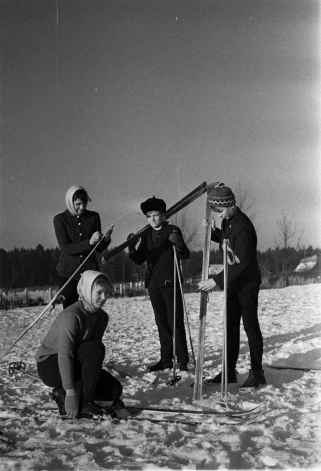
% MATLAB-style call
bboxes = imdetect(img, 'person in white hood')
[53,185,113,308]
[35,270,123,419]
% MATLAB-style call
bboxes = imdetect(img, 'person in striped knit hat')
[54,185,113,308]
[198,183,266,388]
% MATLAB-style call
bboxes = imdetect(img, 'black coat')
[129,222,190,288]
[211,207,261,292]
[54,209,110,280]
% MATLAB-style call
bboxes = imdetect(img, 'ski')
[2,402,265,428]
[193,195,213,401]
[264,364,321,372]
[6,401,265,418]
[106,406,265,426]
[105,361,134,378]
[102,181,208,263]
[99,401,266,418]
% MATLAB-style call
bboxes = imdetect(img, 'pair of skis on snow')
[2,401,266,430]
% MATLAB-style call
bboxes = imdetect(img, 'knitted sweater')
[35,301,108,390]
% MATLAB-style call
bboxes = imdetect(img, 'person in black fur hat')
[127,196,190,372]
[198,183,266,388]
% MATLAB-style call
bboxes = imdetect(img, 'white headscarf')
[77,270,111,313]
[65,185,89,216]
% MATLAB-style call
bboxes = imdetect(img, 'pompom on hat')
[207,183,236,209]
[140,196,166,215]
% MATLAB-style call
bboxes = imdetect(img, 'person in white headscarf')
[35,270,124,419]
[54,185,113,308]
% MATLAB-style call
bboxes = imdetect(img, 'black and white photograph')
[0,1,320,469]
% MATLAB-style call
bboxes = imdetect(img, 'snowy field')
[0,283,320,470]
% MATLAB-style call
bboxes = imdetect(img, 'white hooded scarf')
[65,185,88,216]
[77,270,110,313]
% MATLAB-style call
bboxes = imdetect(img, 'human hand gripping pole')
[127,233,137,252]
[168,230,183,252]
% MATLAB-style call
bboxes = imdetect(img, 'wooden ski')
[193,195,213,401]
[102,181,207,263]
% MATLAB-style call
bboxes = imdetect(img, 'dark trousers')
[226,289,263,371]
[37,340,122,403]
[59,277,79,309]
[148,287,189,364]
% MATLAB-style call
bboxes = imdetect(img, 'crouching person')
[35,270,123,419]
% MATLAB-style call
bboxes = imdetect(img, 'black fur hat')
[140,196,166,215]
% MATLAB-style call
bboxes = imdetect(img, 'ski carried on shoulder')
[103,181,208,263]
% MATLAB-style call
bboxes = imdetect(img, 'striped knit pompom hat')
[207,183,236,208]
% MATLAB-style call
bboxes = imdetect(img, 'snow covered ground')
[0,283,320,470]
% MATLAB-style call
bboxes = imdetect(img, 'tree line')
[0,244,319,290]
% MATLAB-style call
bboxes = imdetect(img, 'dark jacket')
[129,222,190,289]
[211,207,261,292]
[54,209,110,280]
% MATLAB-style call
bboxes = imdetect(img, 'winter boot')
[81,401,105,419]
[147,360,173,372]
[241,369,267,388]
[204,368,238,385]
[111,397,125,410]
[50,387,66,416]
[178,363,188,372]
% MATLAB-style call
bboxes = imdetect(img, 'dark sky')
[1,0,320,251]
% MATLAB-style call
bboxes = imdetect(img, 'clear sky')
[1,0,320,252]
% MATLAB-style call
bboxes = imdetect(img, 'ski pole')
[0,212,140,361]
[166,245,182,387]
[173,246,196,365]
[8,361,40,381]
[221,239,228,401]
[172,247,178,385]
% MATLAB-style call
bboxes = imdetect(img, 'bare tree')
[275,211,303,286]
[234,182,256,222]
[170,207,200,250]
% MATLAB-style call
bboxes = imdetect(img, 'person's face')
[146,211,166,229]
[73,198,87,215]
[91,283,110,308]
[212,206,235,220]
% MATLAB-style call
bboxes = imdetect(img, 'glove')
[103,225,113,241]
[168,231,183,251]
[127,233,136,252]
[64,393,80,419]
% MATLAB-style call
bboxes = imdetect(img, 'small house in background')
[294,254,321,275]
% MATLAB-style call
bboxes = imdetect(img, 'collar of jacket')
[64,209,88,218]
[223,207,240,235]
[147,220,169,243]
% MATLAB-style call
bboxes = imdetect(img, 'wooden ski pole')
[193,196,213,401]
[173,246,196,365]
[221,239,228,401]
[172,247,177,385]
